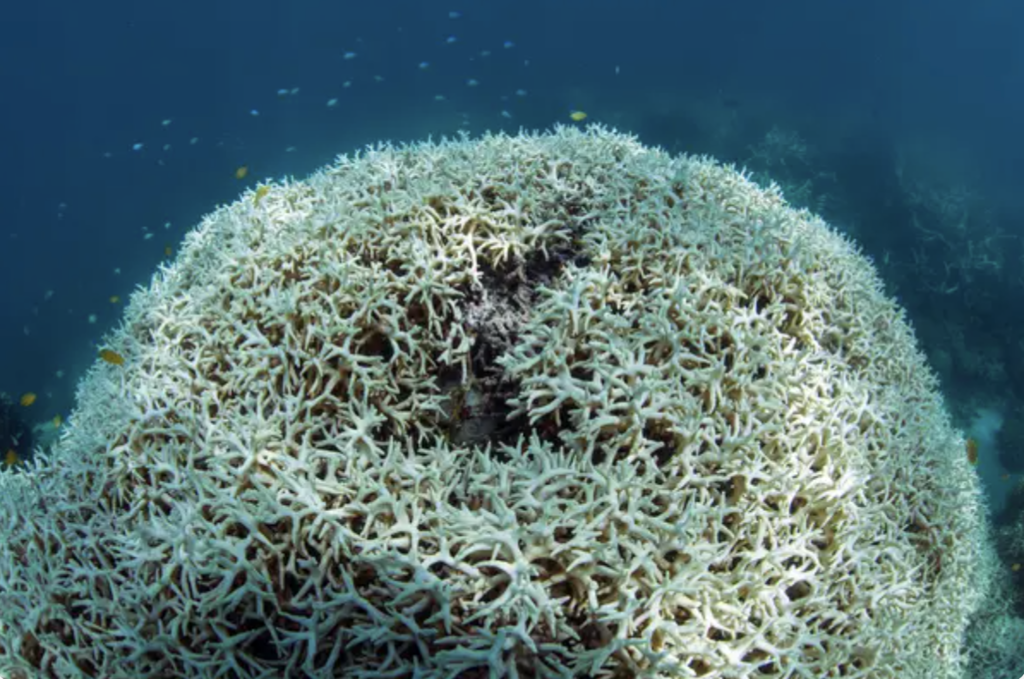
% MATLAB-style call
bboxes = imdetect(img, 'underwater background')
[1,0,1022,667]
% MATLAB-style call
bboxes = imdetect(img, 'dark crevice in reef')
[448,228,586,452]
[445,266,530,452]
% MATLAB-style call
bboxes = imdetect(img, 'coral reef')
[0,127,989,678]
[962,535,1024,679]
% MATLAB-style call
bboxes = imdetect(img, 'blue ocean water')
[1,0,1023,673]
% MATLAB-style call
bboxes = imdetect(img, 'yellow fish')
[19,392,36,407]
[3,449,17,467]
[253,184,271,205]
[52,414,62,429]
[164,244,173,257]
[235,165,249,180]
[966,438,979,466]
[569,110,587,122]
[98,348,125,366]
[109,295,121,304]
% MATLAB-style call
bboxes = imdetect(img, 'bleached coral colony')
[0,127,990,678]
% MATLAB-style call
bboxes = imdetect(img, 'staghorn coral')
[0,127,989,678]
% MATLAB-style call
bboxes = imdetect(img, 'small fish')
[503,40,515,49]
[448,10,461,19]
[3,449,17,467]
[1013,563,1021,572]
[19,393,36,407]
[98,348,125,366]
[52,414,62,429]
[569,110,588,122]
[253,185,271,205]
[132,142,144,151]
[109,295,120,304]
[326,98,339,108]
[249,109,260,117]
[418,61,430,70]
[343,51,358,60]
[164,244,173,257]
[466,79,479,87]
[235,165,249,180]
[966,438,979,466]
[446,35,458,44]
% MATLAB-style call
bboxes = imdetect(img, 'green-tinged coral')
[0,127,990,678]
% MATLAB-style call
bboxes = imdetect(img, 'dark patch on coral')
[449,272,531,450]
[451,225,588,451]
